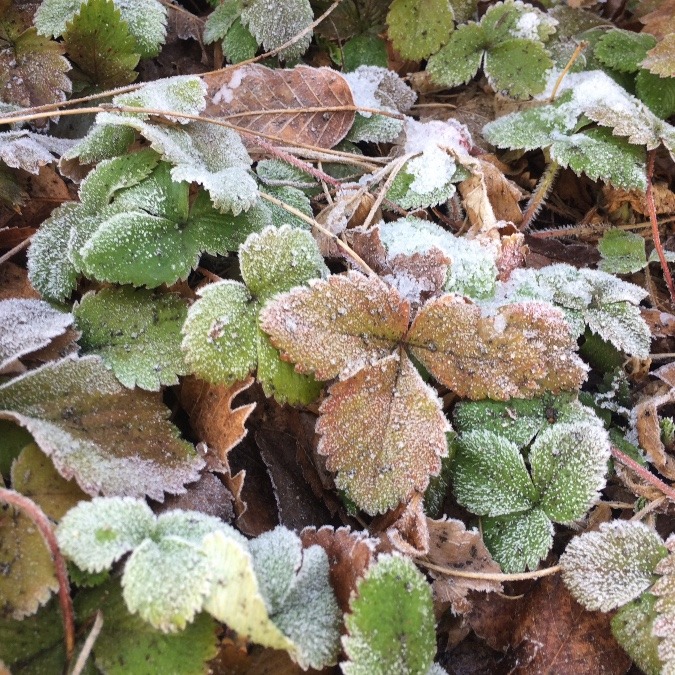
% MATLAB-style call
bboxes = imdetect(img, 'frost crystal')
[0,131,73,173]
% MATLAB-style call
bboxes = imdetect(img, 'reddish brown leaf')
[382,492,430,557]
[317,350,450,515]
[639,0,675,39]
[180,376,256,465]
[495,229,528,282]
[300,526,375,616]
[156,471,234,523]
[203,64,355,150]
[407,295,587,400]
[634,388,675,480]
[426,517,502,616]
[261,272,409,381]
[0,262,40,301]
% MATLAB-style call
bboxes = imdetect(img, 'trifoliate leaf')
[643,34,675,77]
[0,495,59,619]
[11,443,88,520]
[482,508,553,573]
[452,429,538,516]
[260,272,409,381]
[317,351,450,515]
[182,280,258,385]
[595,29,656,73]
[0,356,204,500]
[636,68,675,119]
[342,555,436,675]
[221,17,258,63]
[249,527,341,669]
[240,0,313,61]
[62,0,140,90]
[529,421,610,522]
[56,497,155,573]
[407,295,587,400]
[77,581,218,675]
[560,521,667,611]
[0,299,73,370]
[35,0,167,57]
[598,229,647,274]
[203,0,240,44]
[75,287,189,391]
[386,0,455,61]
[611,593,662,675]
[0,131,73,173]
[426,22,486,87]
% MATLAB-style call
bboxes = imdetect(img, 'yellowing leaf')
[643,34,675,77]
[317,351,450,515]
[407,296,587,400]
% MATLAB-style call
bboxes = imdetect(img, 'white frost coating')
[0,131,74,173]
[212,66,248,106]
[343,66,416,118]
[511,12,541,40]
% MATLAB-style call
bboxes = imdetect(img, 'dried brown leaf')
[317,350,450,515]
[300,525,375,615]
[407,295,587,400]
[156,471,234,523]
[640,0,675,39]
[203,65,355,150]
[0,262,40,301]
[480,160,524,226]
[643,34,675,77]
[495,229,528,282]
[635,388,675,480]
[382,492,430,557]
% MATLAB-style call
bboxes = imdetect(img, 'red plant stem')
[0,488,75,661]
[646,149,675,305]
[610,445,675,503]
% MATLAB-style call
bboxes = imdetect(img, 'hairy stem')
[519,160,560,231]
[610,445,675,503]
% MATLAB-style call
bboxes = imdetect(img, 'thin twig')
[630,496,666,522]
[70,611,103,675]
[549,41,588,102]
[646,149,675,305]
[225,105,403,121]
[0,489,75,661]
[0,235,32,266]
[259,191,377,277]
[611,445,675,503]
[418,559,561,582]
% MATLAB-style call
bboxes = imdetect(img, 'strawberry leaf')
[611,593,662,675]
[317,351,450,515]
[598,229,647,274]
[595,29,656,74]
[0,130,73,173]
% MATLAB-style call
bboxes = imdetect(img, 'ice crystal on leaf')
[651,536,675,672]
[560,521,667,612]
[342,555,437,675]
[182,226,327,404]
[261,272,585,514]
[0,131,73,174]
[611,593,662,675]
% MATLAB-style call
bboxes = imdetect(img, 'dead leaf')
[640,0,675,39]
[155,471,234,523]
[495,227,528,282]
[203,65,355,150]
[635,388,675,480]
[642,308,675,339]
[479,159,524,226]
[381,492,430,557]
[0,262,40,301]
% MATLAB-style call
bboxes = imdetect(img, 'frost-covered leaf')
[595,29,656,73]
[61,0,140,90]
[35,0,167,57]
[0,356,204,500]
[260,272,409,381]
[317,351,450,515]
[56,497,155,573]
[77,581,218,675]
[649,536,675,670]
[221,17,258,62]
[643,34,675,77]
[386,0,455,61]
[0,299,73,370]
[426,22,486,87]
[452,429,538,517]
[561,521,666,613]
[0,5,71,111]
[342,555,436,675]
[240,0,313,61]
[203,0,240,44]
[408,295,587,400]
[482,508,553,573]
[249,527,341,669]
[529,421,610,522]
[75,287,188,391]
[59,124,136,173]
[611,593,662,675]
[598,228,647,274]
[0,131,73,174]
[479,0,556,43]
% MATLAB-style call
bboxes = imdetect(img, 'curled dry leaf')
[634,388,675,481]
[300,525,375,615]
[426,517,502,616]
[381,492,430,557]
[203,65,355,150]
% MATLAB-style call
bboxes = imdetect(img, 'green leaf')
[426,22,485,87]
[452,429,538,516]
[203,0,241,44]
[560,521,667,611]
[0,356,203,500]
[56,497,155,573]
[342,555,436,675]
[222,17,258,63]
[611,593,662,675]
[77,581,218,675]
[636,68,675,120]
[240,0,313,61]
[595,29,656,74]
[482,508,553,573]
[480,0,556,43]
[182,280,258,385]
[60,124,135,168]
[386,0,455,61]
[0,299,73,370]
[598,228,647,274]
[249,527,341,669]
[529,421,610,522]
[75,287,189,391]
[62,0,140,90]
[342,34,388,70]
[484,38,553,99]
